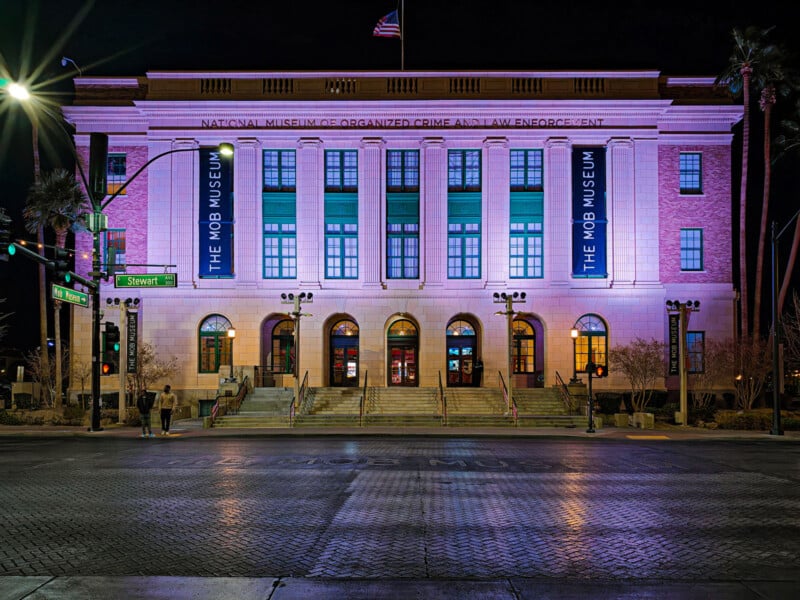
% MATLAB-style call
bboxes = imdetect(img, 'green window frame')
[325,150,358,192]
[263,150,296,192]
[510,149,543,191]
[448,185,481,279]
[448,149,481,192]
[387,150,420,279]
[387,150,419,192]
[512,319,536,374]
[680,152,702,194]
[572,314,608,376]
[680,228,703,271]
[198,314,233,374]
[262,151,297,279]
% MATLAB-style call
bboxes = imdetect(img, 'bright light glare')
[8,83,30,100]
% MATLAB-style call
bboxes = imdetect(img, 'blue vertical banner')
[198,148,234,278]
[571,146,607,278]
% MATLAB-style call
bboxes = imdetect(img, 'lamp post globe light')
[227,327,236,382]
[492,291,526,416]
[280,292,313,409]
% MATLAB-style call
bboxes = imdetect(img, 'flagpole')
[400,0,405,71]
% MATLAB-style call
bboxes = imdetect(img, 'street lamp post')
[227,327,236,382]
[492,291,526,413]
[571,327,596,433]
[281,292,313,409]
[770,208,800,436]
[665,299,701,426]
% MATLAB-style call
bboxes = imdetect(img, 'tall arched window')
[512,318,535,374]
[330,319,360,386]
[446,318,478,386]
[271,319,295,374]
[572,314,608,377]
[199,314,233,373]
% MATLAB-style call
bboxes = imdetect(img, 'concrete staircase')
[513,387,585,427]
[213,387,294,428]
[365,387,442,427]
[445,388,515,427]
[294,387,362,427]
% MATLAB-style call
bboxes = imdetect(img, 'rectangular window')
[680,152,702,194]
[325,150,358,192]
[387,150,419,192]
[387,150,420,279]
[107,154,126,195]
[448,149,481,191]
[262,150,297,279]
[687,331,705,374]
[510,149,543,191]
[447,223,481,278]
[263,150,296,191]
[680,228,703,271]
[103,229,126,275]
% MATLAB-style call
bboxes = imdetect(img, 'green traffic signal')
[52,247,71,282]
[7,244,14,256]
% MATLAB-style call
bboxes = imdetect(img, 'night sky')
[2,0,800,352]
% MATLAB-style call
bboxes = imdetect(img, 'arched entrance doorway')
[512,317,545,388]
[271,319,295,374]
[330,319,359,387]
[446,318,478,387]
[387,319,418,386]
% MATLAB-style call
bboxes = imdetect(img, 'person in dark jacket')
[136,392,156,438]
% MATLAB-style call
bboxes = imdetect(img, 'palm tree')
[717,26,783,338]
[774,100,800,316]
[23,169,89,409]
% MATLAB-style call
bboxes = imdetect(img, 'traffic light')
[103,321,120,374]
[52,247,71,283]
[595,364,608,378]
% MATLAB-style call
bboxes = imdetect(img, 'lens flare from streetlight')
[7,82,30,100]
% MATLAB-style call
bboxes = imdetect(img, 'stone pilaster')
[233,138,261,286]
[483,137,509,287]
[172,139,198,288]
[421,137,446,288]
[360,137,385,288]
[608,138,636,286]
[297,138,322,288]
[545,138,571,286]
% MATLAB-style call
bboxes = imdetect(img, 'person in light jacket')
[158,384,177,436]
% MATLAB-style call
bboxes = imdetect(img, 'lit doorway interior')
[387,319,418,386]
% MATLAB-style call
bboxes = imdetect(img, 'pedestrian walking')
[136,392,156,438]
[158,384,177,436]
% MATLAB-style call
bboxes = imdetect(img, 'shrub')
[595,393,625,414]
[715,410,772,430]
[0,409,24,425]
[783,417,800,431]
[61,405,86,426]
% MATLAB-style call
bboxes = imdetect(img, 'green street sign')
[114,273,177,288]
[51,284,89,308]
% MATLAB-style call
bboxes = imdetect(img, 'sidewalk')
[1,418,799,440]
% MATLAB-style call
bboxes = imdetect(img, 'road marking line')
[626,435,670,440]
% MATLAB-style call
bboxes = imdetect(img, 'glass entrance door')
[330,319,360,387]
[389,344,417,386]
[447,341,474,386]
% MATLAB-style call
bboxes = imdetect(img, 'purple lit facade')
[62,71,742,405]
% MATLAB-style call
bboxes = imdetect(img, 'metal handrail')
[498,370,518,422]
[209,375,249,427]
[555,370,576,414]
[360,370,368,427]
[439,371,447,426]
[298,371,309,411]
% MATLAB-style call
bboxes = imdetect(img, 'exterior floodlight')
[218,143,234,156]
[7,82,30,100]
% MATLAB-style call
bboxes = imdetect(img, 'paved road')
[1,435,799,598]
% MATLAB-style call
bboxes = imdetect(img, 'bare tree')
[708,336,772,410]
[781,291,800,375]
[127,342,179,401]
[24,348,54,408]
[688,339,735,409]
[71,358,92,407]
[608,337,666,412]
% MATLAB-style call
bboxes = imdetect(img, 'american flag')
[373,10,401,38]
